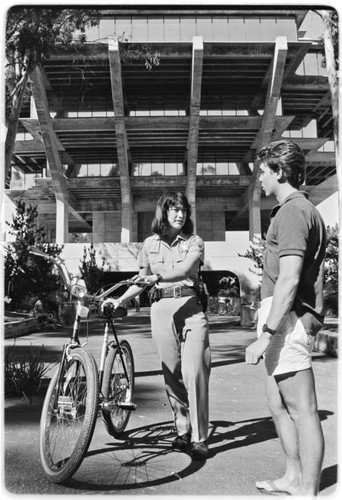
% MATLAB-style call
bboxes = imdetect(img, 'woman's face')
[167,204,187,232]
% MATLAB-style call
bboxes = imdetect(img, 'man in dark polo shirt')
[245,140,326,496]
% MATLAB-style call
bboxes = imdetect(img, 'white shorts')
[257,297,314,377]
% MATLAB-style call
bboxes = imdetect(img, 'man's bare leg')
[256,373,302,494]
[277,368,324,496]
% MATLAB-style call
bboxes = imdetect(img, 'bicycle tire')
[101,340,135,437]
[39,348,99,484]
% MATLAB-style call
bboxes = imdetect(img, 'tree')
[325,224,338,291]
[316,9,339,154]
[5,8,161,185]
[80,244,106,294]
[238,235,266,276]
[5,8,101,184]
[314,9,340,316]
[4,201,64,310]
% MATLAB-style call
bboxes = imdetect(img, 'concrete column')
[56,198,69,243]
[249,181,262,239]
[121,206,133,243]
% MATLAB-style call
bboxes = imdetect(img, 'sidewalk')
[3,309,340,496]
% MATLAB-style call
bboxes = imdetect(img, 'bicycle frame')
[29,246,135,399]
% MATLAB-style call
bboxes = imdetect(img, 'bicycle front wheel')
[39,348,99,484]
[101,340,135,437]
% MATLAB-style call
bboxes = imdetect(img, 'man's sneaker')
[172,433,191,451]
[190,440,208,460]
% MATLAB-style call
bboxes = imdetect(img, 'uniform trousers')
[150,295,211,443]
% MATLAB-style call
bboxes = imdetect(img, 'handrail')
[28,246,72,290]
[28,246,134,302]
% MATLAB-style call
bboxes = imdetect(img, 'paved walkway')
[3,309,340,497]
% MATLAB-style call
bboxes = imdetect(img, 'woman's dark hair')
[151,192,194,236]
[257,139,306,188]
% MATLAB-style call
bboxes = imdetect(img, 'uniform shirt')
[137,232,205,288]
[261,191,327,335]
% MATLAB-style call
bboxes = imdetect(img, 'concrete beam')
[30,68,76,207]
[306,174,338,206]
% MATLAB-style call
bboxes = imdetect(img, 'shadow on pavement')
[320,464,338,493]
[66,420,205,491]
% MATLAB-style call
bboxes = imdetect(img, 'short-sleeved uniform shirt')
[137,232,204,288]
[261,191,327,335]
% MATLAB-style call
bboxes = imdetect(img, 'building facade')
[6,7,336,249]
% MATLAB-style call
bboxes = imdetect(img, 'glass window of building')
[260,18,278,41]
[228,163,240,175]
[88,164,100,176]
[227,18,245,41]
[148,18,164,41]
[131,18,148,42]
[212,18,229,41]
[245,18,261,41]
[216,162,228,175]
[151,163,164,175]
[164,162,184,175]
[196,18,213,40]
[276,18,297,41]
[98,19,115,40]
[164,17,181,41]
[180,18,197,41]
[114,18,132,39]
[78,165,88,176]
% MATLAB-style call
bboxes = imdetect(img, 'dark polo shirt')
[261,191,327,335]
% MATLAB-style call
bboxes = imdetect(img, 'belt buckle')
[173,286,182,298]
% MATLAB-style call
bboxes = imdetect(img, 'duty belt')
[152,285,197,300]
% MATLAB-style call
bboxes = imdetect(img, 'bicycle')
[29,247,137,485]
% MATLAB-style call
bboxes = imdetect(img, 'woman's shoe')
[190,440,208,460]
[171,433,191,451]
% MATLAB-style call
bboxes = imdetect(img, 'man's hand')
[245,334,272,365]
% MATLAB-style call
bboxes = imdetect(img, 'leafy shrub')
[80,244,106,294]
[5,343,50,398]
[4,201,63,310]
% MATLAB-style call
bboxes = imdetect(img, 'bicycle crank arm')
[101,400,137,411]
[117,401,137,410]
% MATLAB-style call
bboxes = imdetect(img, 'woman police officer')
[102,192,211,460]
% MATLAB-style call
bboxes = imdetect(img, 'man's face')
[259,162,278,197]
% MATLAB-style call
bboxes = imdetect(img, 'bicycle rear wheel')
[101,340,135,437]
[39,348,99,484]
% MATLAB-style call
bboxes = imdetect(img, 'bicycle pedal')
[117,401,137,410]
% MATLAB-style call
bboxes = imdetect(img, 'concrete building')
[4,7,337,299]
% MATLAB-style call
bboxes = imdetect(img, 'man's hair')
[151,191,194,236]
[257,140,306,188]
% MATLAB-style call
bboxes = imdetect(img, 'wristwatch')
[262,323,276,335]
[155,273,163,283]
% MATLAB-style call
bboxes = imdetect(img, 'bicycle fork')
[99,320,137,411]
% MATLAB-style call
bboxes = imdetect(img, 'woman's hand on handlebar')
[101,298,122,314]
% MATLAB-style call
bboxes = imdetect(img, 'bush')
[4,201,63,311]
[80,244,106,294]
[4,343,50,399]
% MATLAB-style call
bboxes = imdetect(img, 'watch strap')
[262,323,276,335]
